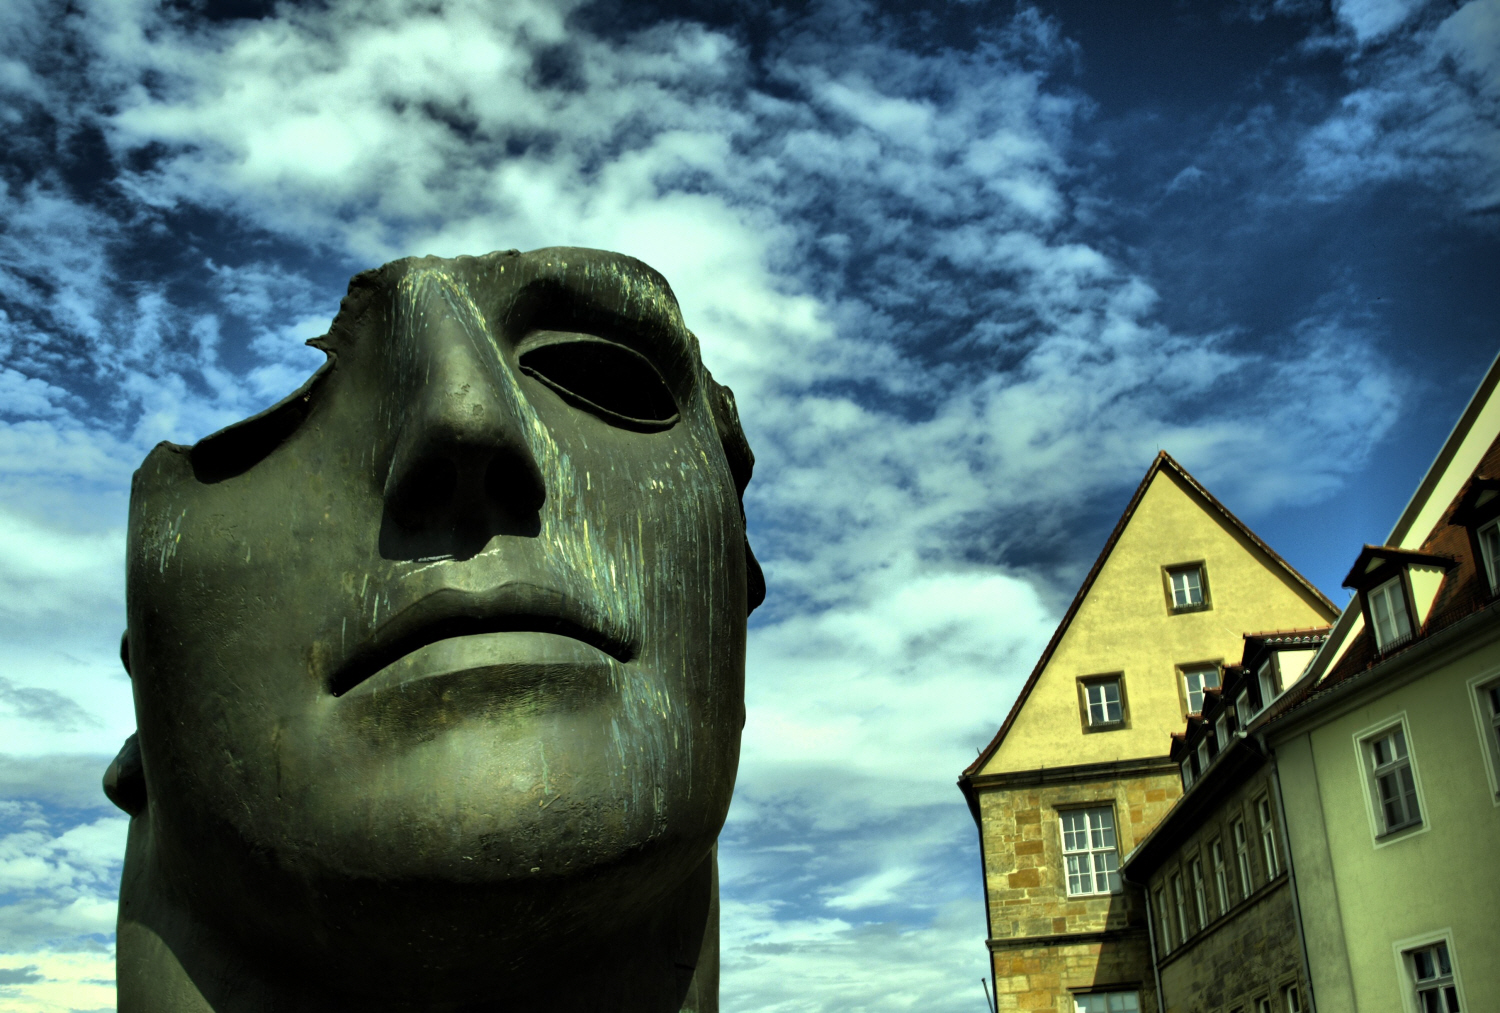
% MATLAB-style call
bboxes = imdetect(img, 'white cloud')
[1301,0,1500,213]
[0,948,116,1013]
[1334,0,1430,42]
[0,0,1426,1008]
[721,898,990,1013]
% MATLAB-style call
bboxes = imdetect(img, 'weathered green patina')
[106,248,761,1012]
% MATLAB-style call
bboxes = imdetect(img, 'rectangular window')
[1171,567,1204,608]
[1254,998,1272,1013]
[1060,808,1121,896]
[1407,942,1462,1012]
[1282,984,1304,1013]
[1190,858,1208,927]
[1074,991,1141,1013]
[1181,758,1194,790]
[1367,726,1421,834]
[1369,575,1414,652]
[1233,818,1253,897]
[1086,679,1123,726]
[1216,712,1230,748]
[1173,873,1190,940]
[1257,659,1281,710]
[1197,739,1211,774]
[1237,687,1254,724]
[1210,839,1229,913]
[1155,887,1172,953]
[1479,518,1500,593]
[1481,681,1500,787]
[1183,665,1220,714]
[1257,797,1279,879]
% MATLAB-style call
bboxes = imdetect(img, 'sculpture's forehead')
[349,247,699,370]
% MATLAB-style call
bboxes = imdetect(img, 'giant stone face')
[120,248,756,1002]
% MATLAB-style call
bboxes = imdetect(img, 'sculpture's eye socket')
[518,333,680,432]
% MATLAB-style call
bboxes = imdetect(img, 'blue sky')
[0,0,1495,1009]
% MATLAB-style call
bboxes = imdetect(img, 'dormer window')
[1196,739,1211,774]
[1369,576,1414,652]
[1181,757,1194,789]
[1479,518,1500,593]
[1215,711,1230,747]
[1342,546,1456,657]
[1165,563,1210,613]
[1256,658,1282,709]
[1455,476,1500,597]
[1236,688,1254,723]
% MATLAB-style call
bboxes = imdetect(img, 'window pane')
[1436,943,1450,975]
[1414,949,1435,980]
[1444,986,1460,1012]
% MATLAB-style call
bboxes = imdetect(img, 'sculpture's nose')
[381,281,546,552]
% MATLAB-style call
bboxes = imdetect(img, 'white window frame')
[1170,566,1204,609]
[1210,838,1230,913]
[1182,664,1220,715]
[1478,517,1500,593]
[1254,998,1272,1013]
[1073,992,1141,1013]
[1190,857,1208,927]
[1060,807,1121,896]
[1196,740,1211,774]
[1466,668,1500,804]
[1256,797,1279,879]
[1232,818,1253,897]
[1155,887,1172,954]
[1181,758,1194,790]
[1282,982,1304,1013]
[1215,712,1230,749]
[1354,713,1429,846]
[1393,930,1466,1013]
[1368,574,1415,652]
[1173,873,1190,940]
[1256,658,1281,710]
[1237,687,1255,724]
[1085,678,1124,727]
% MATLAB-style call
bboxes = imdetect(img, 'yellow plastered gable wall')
[983,464,1336,775]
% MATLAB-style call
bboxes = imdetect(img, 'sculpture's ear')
[104,732,147,817]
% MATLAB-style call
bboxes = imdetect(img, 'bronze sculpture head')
[106,248,762,1012]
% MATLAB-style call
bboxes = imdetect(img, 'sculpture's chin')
[142,710,735,985]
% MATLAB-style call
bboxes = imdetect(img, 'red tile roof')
[1309,428,1500,695]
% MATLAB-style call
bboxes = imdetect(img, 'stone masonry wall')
[1144,768,1307,1013]
[979,770,1182,1011]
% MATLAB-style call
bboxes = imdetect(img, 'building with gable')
[1109,353,1500,1013]
[1264,355,1500,1013]
[958,453,1338,1013]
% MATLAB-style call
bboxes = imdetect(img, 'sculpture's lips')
[329,583,634,697]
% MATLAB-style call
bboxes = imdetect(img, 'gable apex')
[959,452,1335,807]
